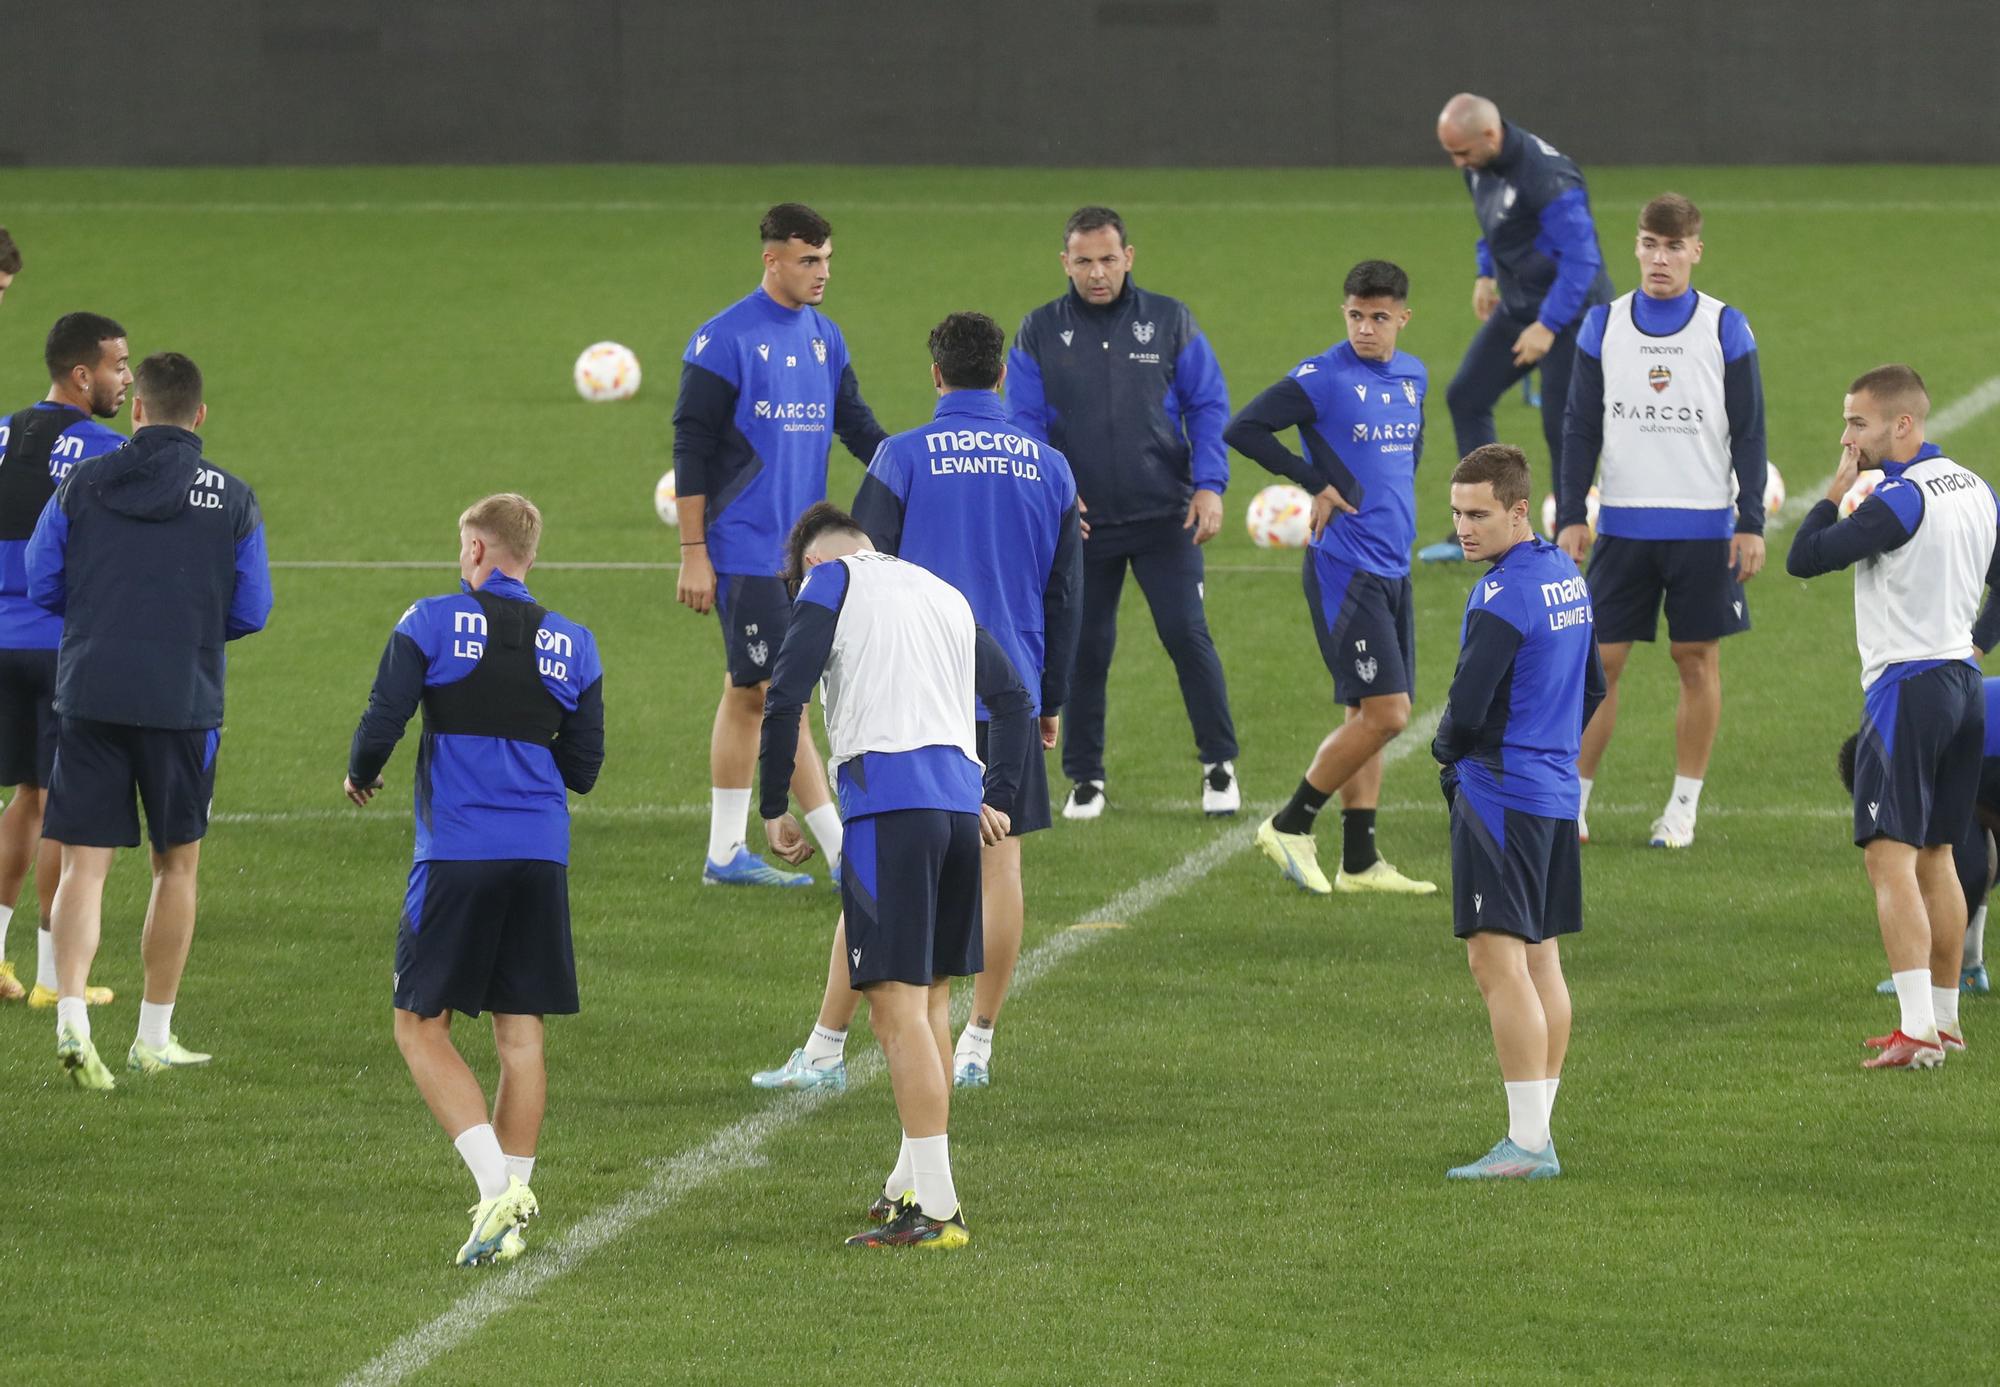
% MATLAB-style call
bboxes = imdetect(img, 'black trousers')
[1445,306,1581,477]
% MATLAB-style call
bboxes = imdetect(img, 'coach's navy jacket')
[1465,122,1614,331]
[26,424,272,730]
[1007,281,1230,529]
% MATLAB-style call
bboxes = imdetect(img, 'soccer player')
[0,313,130,1007]
[1559,193,1768,849]
[1432,444,1605,1179]
[749,311,1081,1093]
[26,352,273,1090]
[674,203,888,887]
[760,502,1034,1249]
[345,494,605,1267]
[1786,365,2000,1070]
[1421,94,1613,563]
[1225,260,1437,896]
[1008,205,1241,818]
[0,229,21,307]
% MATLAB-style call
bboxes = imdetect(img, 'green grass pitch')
[1,165,1997,1384]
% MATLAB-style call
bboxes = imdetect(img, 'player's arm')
[1223,377,1362,500]
[973,623,1033,842]
[1555,308,1606,535]
[1169,323,1231,540]
[758,563,844,835]
[1531,187,1606,336]
[1431,609,1524,764]
[1973,517,2000,656]
[1005,323,1052,444]
[672,357,737,614]
[227,486,274,639]
[552,638,606,795]
[24,487,70,615]
[850,440,906,556]
[1039,500,1084,718]
[1582,639,1608,732]
[832,359,890,463]
[1720,309,1769,578]
[1785,465,1919,578]
[1473,239,1498,321]
[346,617,431,801]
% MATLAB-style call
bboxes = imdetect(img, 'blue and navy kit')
[672,285,888,577]
[27,425,272,730]
[852,389,1083,717]
[1561,289,1767,537]
[1466,123,1613,331]
[1007,281,1231,528]
[0,403,124,649]
[348,573,606,864]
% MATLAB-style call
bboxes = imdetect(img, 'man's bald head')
[1437,93,1504,169]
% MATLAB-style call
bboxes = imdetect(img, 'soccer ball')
[574,341,641,403]
[1840,469,1886,518]
[655,469,678,526]
[1245,484,1312,549]
[1729,461,1787,517]
[1540,486,1601,538]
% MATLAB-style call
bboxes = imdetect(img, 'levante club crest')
[1648,365,1672,393]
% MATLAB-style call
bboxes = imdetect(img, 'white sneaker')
[1648,814,1694,849]
[1062,780,1106,821]
[1201,762,1240,817]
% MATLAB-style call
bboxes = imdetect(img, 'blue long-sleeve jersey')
[851,390,1083,717]
[0,403,124,649]
[348,573,605,864]
[1222,342,1426,578]
[1466,123,1614,331]
[1007,281,1230,527]
[672,286,888,577]
[1559,289,1766,537]
[1433,536,1607,821]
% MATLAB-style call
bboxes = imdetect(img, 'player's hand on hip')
[1557,524,1592,563]
[978,804,1012,846]
[678,545,717,614]
[1185,488,1223,544]
[1309,485,1356,540]
[764,813,814,864]
[1826,443,1863,504]
[1039,714,1060,750]
[1730,532,1766,582]
[1472,277,1500,322]
[343,775,383,807]
[1511,321,1555,367]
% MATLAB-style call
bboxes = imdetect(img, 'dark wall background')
[5,1,1996,167]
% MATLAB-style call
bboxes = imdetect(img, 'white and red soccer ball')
[574,341,641,403]
[1245,484,1313,549]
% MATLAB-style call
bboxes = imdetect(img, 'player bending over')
[345,494,605,1264]
[1433,445,1604,1179]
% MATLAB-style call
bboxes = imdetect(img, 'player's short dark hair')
[45,312,127,382]
[783,500,867,596]
[1849,364,1930,421]
[0,228,20,275]
[1452,444,1532,510]
[1640,193,1702,239]
[928,312,1006,390]
[1064,205,1125,247]
[1837,733,1858,794]
[1343,260,1409,302]
[134,351,204,427]
[760,203,831,247]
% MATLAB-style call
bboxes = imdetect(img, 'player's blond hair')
[459,493,542,564]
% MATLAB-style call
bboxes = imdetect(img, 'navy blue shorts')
[1303,549,1414,706]
[714,572,792,687]
[1450,791,1583,943]
[1852,662,1984,848]
[841,809,982,988]
[42,718,219,851]
[978,719,1050,836]
[1955,820,1994,914]
[393,858,577,1019]
[1586,535,1749,645]
[0,647,58,788]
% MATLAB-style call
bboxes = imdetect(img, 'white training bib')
[1855,455,1997,689]
[820,550,980,776]
[1597,290,1734,513]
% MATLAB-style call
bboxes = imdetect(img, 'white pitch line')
[264,559,1306,576]
[341,712,1439,1385]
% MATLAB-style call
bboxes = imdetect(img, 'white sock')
[1892,968,1936,1041]
[1542,1075,1561,1130]
[1933,986,1961,1035]
[708,787,751,865]
[1577,777,1594,818]
[802,1023,846,1069]
[908,1133,959,1220]
[1967,903,1987,968]
[954,1022,994,1065]
[137,1000,174,1050]
[804,803,843,870]
[504,1154,536,1187]
[883,1133,914,1200]
[1667,775,1703,825]
[0,901,12,960]
[1504,1080,1550,1153]
[453,1123,510,1201]
[36,926,55,991]
[55,994,88,1042]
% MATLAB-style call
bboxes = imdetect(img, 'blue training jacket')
[1465,122,1614,330]
[348,572,605,864]
[1007,281,1230,528]
[0,403,125,649]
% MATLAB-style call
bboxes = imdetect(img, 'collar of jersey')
[931,391,1006,421]
[1882,442,1944,479]
[463,572,536,603]
[1333,341,1401,376]
[1486,533,1547,570]
[750,284,807,318]
[1630,287,1698,335]
[1068,280,1136,317]
[1489,122,1525,175]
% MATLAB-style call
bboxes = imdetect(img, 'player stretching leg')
[1433,446,1604,1178]
[1226,261,1436,896]
[1787,366,2000,1069]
